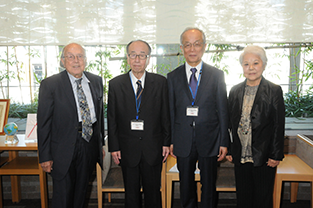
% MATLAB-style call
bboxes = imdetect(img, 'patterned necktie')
[136,80,143,107]
[76,78,93,142]
[189,68,197,96]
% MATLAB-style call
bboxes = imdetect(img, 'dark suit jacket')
[107,71,171,167]
[37,70,104,180]
[167,62,229,158]
[228,77,285,166]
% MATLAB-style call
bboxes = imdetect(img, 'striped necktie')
[136,80,143,107]
[189,68,197,96]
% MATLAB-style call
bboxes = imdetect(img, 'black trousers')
[51,134,98,208]
[234,162,276,208]
[121,154,162,208]
[177,140,217,208]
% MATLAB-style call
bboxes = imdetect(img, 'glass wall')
[0,43,312,104]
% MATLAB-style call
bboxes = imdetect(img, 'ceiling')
[1,0,313,45]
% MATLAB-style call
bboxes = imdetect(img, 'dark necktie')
[76,78,93,142]
[136,80,143,107]
[189,68,197,96]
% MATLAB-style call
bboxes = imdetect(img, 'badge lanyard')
[129,73,141,120]
[188,65,202,106]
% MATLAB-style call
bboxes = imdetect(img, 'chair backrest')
[166,155,177,172]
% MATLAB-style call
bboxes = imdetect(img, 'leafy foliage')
[207,44,235,75]
[8,103,38,118]
[86,48,113,103]
[285,44,313,117]
[284,90,313,117]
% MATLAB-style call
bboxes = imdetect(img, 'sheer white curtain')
[0,0,312,45]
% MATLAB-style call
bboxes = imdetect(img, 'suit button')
[139,137,142,140]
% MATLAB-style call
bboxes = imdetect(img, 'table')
[273,154,313,208]
[0,135,48,208]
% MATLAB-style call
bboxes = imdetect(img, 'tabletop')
[0,135,37,151]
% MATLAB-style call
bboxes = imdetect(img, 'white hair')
[239,45,267,67]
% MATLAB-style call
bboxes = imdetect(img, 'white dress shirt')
[130,70,146,94]
[68,72,97,123]
[185,61,203,85]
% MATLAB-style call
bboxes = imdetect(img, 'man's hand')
[267,158,280,167]
[169,144,176,158]
[226,155,233,162]
[111,151,121,165]
[162,146,170,162]
[217,146,227,161]
[40,160,53,173]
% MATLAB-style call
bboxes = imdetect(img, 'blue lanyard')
[189,67,202,106]
[129,73,141,120]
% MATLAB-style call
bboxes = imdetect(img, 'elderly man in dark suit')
[167,27,229,208]
[108,40,170,208]
[37,43,104,208]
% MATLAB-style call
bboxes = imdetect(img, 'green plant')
[13,46,25,103]
[103,103,107,118]
[86,48,113,103]
[207,44,232,74]
[289,45,313,97]
[26,47,41,103]
[284,44,313,117]
[284,90,313,117]
[0,50,16,99]
[8,102,38,118]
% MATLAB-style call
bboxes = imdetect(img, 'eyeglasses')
[64,54,85,61]
[128,53,150,60]
[182,41,204,50]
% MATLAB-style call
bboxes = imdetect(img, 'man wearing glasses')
[167,28,229,208]
[108,40,170,207]
[37,43,105,208]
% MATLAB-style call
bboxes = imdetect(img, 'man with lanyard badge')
[108,40,171,208]
[167,27,229,208]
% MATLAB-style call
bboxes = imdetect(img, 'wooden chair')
[165,155,236,208]
[273,154,313,208]
[96,137,166,208]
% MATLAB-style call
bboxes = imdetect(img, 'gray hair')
[239,45,267,67]
[180,27,206,45]
[60,43,87,68]
[126,40,152,55]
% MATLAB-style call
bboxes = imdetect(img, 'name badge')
[131,119,144,131]
[186,106,199,117]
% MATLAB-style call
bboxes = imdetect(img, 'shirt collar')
[185,61,203,75]
[67,71,90,85]
[130,70,146,88]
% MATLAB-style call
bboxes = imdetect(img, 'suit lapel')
[238,81,246,114]
[195,64,210,103]
[251,77,265,114]
[124,72,137,111]
[195,63,218,103]
[60,70,77,111]
[178,64,194,102]
[140,72,153,110]
[84,72,100,113]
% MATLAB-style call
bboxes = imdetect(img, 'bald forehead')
[128,41,150,54]
[182,30,203,40]
[64,43,85,55]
